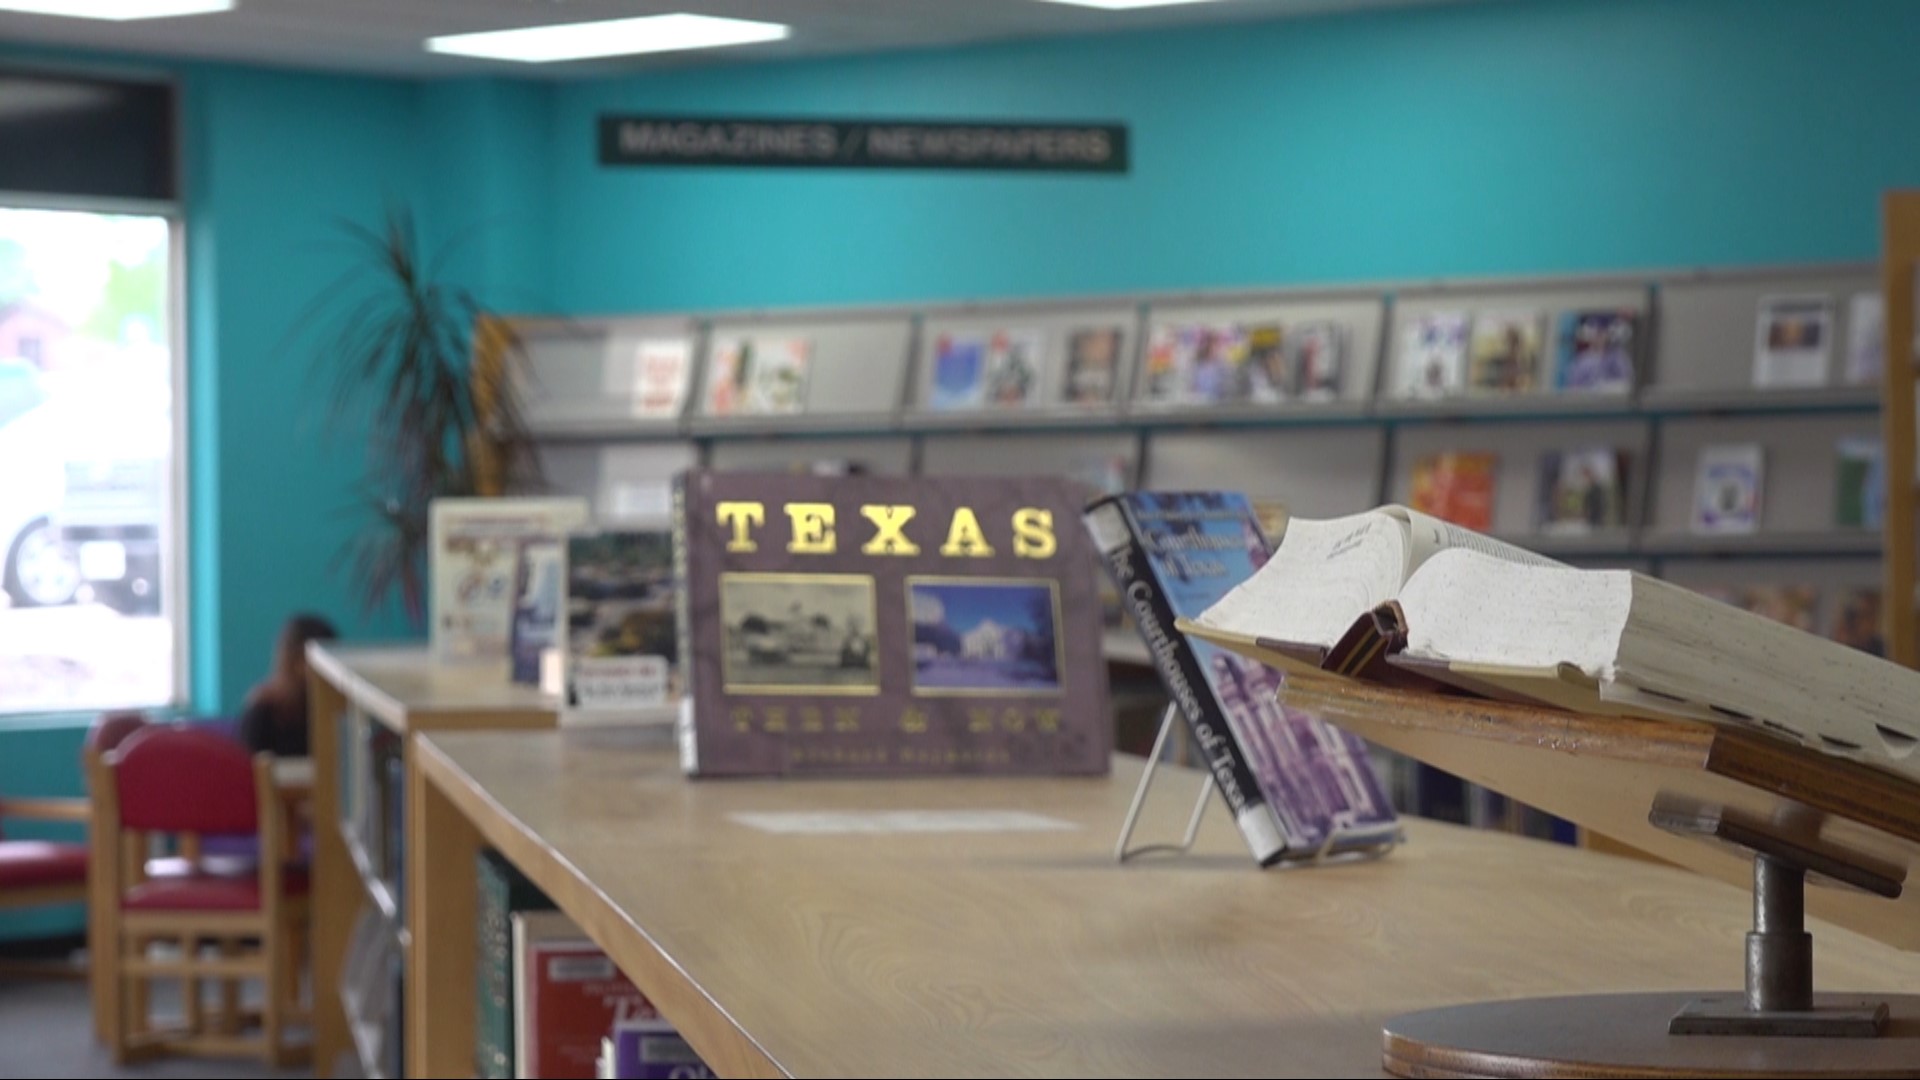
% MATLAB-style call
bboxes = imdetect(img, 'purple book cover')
[1115,492,1399,854]
[611,1022,712,1079]
[675,469,1113,778]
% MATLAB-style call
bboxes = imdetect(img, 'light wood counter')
[308,643,559,1079]
[411,726,1920,1079]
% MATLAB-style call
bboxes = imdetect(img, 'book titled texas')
[674,469,1113,778]
[1085,492,1400,864]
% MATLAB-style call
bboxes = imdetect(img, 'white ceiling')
[0,0,1491,78]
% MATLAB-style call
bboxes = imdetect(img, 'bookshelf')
[503,261,1885,829]
[307,643,560,1080]
[407,725,1920,1079]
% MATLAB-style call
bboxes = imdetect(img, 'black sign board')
[600,115,1128,174]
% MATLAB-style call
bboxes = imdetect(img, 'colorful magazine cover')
[1553,310,1637,394]
[1244,323,1289,403]
[928,334,988,411]
[1144,323,1250,405]
[1409,451,1498,532]
[1692,443,1765,534]
[1286,321,1345,403]
[631,339,693,418]
[1753,295,1833,389]
[1830,586,1886,657]
[1740,584,1820,633]
[1062,326,1123,406]
[1396,312,1470,399]
[1845,292,1886,387]
[1835,435,1886,529]
[983,329,1044,408]
[706,336,810,416]
[1468,310,1544,393]
[1536,448,1627,534]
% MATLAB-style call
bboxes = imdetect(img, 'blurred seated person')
[238,613,338,759]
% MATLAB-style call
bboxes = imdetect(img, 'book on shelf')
[1083,491,1400,864]
[512,910,667,1080]
[673,469,1113,778]
[1740,583,1820,633]
[1143,323,1251,406]
[1690,443,1764,535]
[1845,292,1886,387]
[928,333,989,411]
[1753,294,1833,389]
[1409,451,1497,532]
[509,539,565,687]
[1061,326,1124,406]
[561,528,678,715]
[1466,310,1543,394]
[1286,321,1345,402]
[1178,505,1920,786]
[703,336,810,416]
[1830,585,1886,658]
[597,1022,715,1079]
[1536,447,1627,535]
[477,850,557,1080]
[430,497,592,665]
[626,339,694,419]
[1835,435,1886,529]
[1394,312,1470,399]
[1552,310,1637,394]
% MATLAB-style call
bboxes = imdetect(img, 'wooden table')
[307,644,559,1079]
[410,726,1920,1079]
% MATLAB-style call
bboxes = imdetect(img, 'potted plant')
[303,206,540,625]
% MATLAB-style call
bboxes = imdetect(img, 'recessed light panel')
[426,13,791,64]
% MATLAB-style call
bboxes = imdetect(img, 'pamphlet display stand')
[1282,676,1920,1078]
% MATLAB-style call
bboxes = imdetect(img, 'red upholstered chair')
[0,792,91,917]
[89,725,310,1067]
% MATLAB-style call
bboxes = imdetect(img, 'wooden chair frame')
[89,750,311,1068]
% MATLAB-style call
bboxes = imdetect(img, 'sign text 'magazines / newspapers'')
[600,115,1129,174]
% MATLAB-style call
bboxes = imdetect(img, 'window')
[0,205,182,714]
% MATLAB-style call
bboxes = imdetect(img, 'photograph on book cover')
[908,577,1065,695]
[720,573,880,694]
[1144,323,1250,404]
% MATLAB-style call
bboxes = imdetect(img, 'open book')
[1180,506,1920,786]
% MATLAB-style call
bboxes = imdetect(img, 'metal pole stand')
[1114,704,1214,864]
[1653,801,1900,1038]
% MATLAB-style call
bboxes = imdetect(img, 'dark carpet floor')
[0,972,322,1079]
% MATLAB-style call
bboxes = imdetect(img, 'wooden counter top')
[412,727,1920,1079]
[306,642,558,733]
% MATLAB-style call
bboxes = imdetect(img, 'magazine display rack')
[1279,675,1920,1078]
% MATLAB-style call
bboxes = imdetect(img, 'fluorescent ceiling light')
[0,0,232,17]
[426,13,790,64]
[1034,0,1237,8]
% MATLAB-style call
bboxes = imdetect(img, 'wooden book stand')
[1282,676,1920,1079]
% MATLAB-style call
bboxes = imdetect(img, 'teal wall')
[544,0,1920,314]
